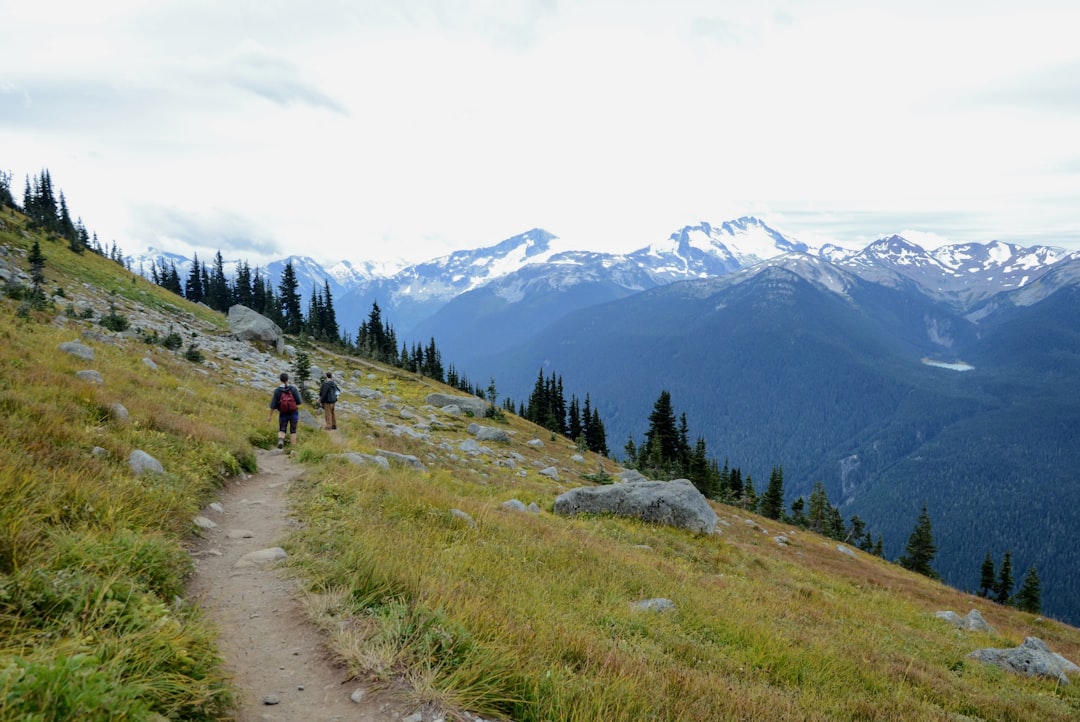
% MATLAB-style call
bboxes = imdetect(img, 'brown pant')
[323,402,336,430]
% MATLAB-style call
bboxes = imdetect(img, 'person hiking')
[267,372,301,449]
[318,371,341,431]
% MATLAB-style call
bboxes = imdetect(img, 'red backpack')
[278,386,298,414]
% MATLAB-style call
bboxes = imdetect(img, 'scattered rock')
[936,609,993,632]
[554,478,718,534]
[633,598,676,613]
[234,547,288,568]
[969,637,1074,684]
[538,466,559,480]
[193,516,218,529]
[76,369,104,384]
[59,340,94,360]
[228,304,284,354]
[425,392,488,416]
[129,449,164,475]
[836,544,857,559]
[450,509,477,528]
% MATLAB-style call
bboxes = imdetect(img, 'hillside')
[1,205,1079,720]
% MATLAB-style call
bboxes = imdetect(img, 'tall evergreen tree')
[642,390,680,475]
[898,504,938,578]
[760,466,786,520]
[978,552,996,598]
[278,261,303,333]
[994,550,1014,605]
[207,251,230,312]
[27,239,46,305]
[185,254,204,303]
[1014,565,1041,614]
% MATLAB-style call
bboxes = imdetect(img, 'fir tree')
[898,504,938,578]
[185,254,204,303]
[760,466,786,520]
[1014,565,1041,614]
[978,552,996,598]
[27,239,46,306]
[993,550,1014,605]
[278,261,303,334]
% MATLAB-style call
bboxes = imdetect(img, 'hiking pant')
[323,402,336,429]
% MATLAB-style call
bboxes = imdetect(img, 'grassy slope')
[0,206,1078,721]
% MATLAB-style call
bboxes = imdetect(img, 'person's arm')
[267,388,279,421]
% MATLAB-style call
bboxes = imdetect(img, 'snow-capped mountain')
[834,235,1079,309]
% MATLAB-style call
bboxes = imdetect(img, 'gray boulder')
[472,425,510,443]
[228,304,284,354]
[426,392,488,417]
[937,609,994,633]
[129,449,164,475]
[60,340,94,361]
[969,637,1074,684]
[76,370,104,384]
[554,479,718,534]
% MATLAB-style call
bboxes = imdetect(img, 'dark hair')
[326,371,333,378]
[279,372,289,383]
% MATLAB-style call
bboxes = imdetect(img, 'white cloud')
[2,0,1080,265]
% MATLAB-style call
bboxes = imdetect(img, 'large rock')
[228,304,284,354]
[554,479,718,534]
[969,637,1074,684]
[426,392,489,417]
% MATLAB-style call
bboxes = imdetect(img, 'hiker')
[318,371,341,430]
[267,372,301,449]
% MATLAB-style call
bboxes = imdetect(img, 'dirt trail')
[186,448,410,721]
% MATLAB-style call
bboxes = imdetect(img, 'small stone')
[350,688,366,703]
[263,695,280,705]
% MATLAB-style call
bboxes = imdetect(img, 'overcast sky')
[3,0,1080,266]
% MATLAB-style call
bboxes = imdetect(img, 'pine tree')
[978,552,996,598]
[27,239,46,305]
[760,466,785,520]
[994,550,1014,605]
[1014,565,1041,614]
[790,498,807,528]
[898,504,938,578]
[185,254,204,303]
[642,390,680,476]
[278,261,302,334]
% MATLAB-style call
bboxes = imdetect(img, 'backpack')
[278,386,298,414]
[326,383,339,404]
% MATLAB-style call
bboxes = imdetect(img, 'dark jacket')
[318,378,340,405]
[270,385,301,413]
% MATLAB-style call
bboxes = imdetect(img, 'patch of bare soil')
[186,448,415,721]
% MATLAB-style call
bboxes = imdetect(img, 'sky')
[3,0,1080,267]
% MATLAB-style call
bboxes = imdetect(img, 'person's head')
[279,372,289,384]
[326,371,333,379]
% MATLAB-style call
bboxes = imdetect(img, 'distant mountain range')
[130,217,1080,624]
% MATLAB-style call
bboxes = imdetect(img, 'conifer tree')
[898,504,938,578]
[1014,565,1041,614]
[994,550,1014,605]
[978,552,996,598]
[643,390,680,474]
[278,261,303,334]
[760,466,786,520]
[185,254,204,303]
[207,251,230,311]
[790,498,807,528]
[741,475,757,512]
[27,239,46,306]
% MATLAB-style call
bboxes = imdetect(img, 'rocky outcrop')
[969,637,1076,684]
[936,609,993,632]
[228,304,284,354]
[553,478,718,534]
[427,392,489,417]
